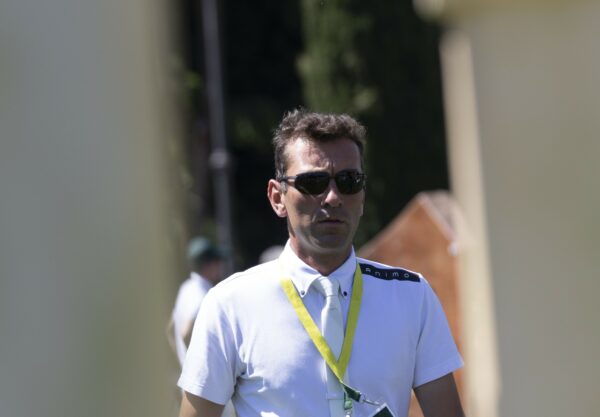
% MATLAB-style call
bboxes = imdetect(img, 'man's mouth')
[317,218,344,224]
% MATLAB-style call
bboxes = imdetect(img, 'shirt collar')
[277,240,357,298]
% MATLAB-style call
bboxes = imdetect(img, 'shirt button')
[300,290,305,296]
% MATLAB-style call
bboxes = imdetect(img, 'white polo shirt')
[179,242,463,417]
[172,272,213,365]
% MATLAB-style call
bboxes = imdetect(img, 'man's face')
[268,137,365,263]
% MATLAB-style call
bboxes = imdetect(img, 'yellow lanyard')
[280,265,363,382]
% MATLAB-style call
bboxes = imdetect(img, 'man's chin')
[311,236,351,254]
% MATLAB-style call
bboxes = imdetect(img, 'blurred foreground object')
[0,0,180,416]
[413,0,600,416]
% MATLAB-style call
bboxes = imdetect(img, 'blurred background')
[0,0,598,416]
[175,0,449,268]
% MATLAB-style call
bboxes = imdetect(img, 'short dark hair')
[272,108,367,179]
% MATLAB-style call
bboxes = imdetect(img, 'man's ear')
[267,179,287,218]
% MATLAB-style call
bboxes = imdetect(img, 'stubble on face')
[281,137,364,274]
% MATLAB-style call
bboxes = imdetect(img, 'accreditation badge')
[366,403,396,417]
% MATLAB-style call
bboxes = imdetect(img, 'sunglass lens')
[335,171,365,194]
[294,172,330,195]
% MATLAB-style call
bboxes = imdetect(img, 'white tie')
[313,276,345,417]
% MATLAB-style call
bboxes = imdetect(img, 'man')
[179,109,465,417]
[171,236,226,366]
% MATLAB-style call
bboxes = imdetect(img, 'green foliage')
[178,0,448,267]
[223,0,304,267]
[298,0,449,247]
[298,0,375,114]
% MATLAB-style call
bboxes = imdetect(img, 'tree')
[298,0,449,246]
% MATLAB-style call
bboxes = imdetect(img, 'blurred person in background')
[178,109,464,417]
[258,245,284,264]
[171,237,226,366]
[171,236,236,417]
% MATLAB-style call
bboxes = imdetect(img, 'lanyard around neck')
[280,265,363,381]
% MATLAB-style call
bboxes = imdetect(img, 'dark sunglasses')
[278,170,366,195]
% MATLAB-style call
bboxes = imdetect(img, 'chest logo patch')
[359,263,420,282]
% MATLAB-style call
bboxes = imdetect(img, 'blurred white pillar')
[416,0,600,416]
[439,31,500,417]
[0,1,179,416]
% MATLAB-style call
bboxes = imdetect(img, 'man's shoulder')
[213,260,281,292]
[357,258,422,283]
[204,261,284,315]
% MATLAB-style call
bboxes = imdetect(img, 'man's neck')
[291,245,352,276]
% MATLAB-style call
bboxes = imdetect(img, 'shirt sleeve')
[413,280,464,388]
[177,289,238,404]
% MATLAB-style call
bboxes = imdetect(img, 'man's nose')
[321,178,342,207]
